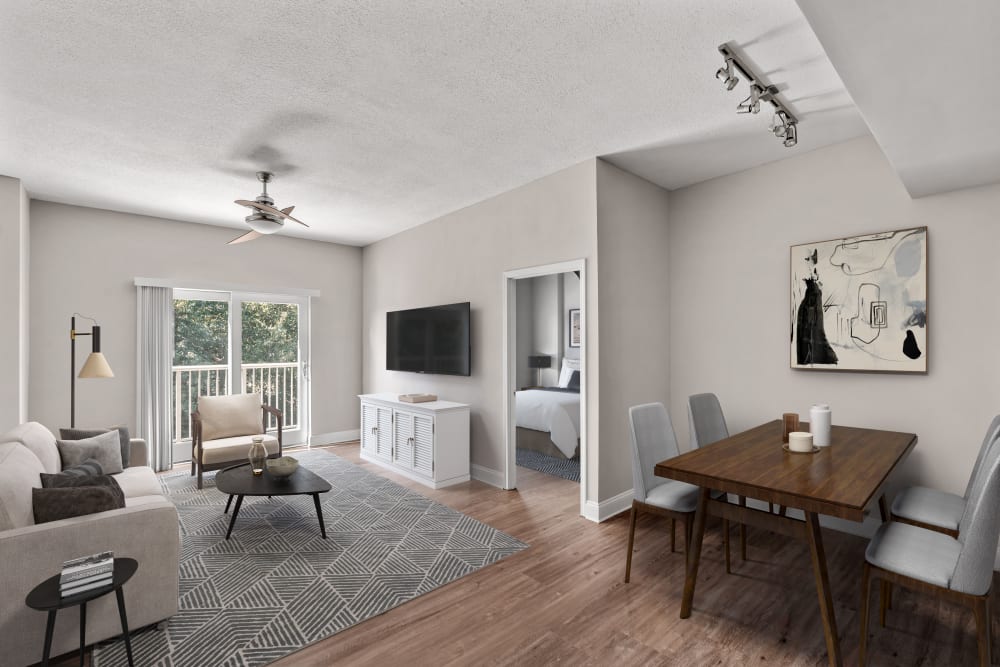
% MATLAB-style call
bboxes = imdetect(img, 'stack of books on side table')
[60,551,114,597]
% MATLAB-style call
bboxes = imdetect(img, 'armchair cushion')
[198,393,264,441]
[60,425,132,468]
[199,433,279,466]
[56,430,123,474]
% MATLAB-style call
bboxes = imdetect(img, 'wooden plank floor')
[47,442,985,666]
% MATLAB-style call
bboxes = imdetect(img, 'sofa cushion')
[112,466,162,498]
[60,425,131,468]
[32,485,125,524]
[201,433,279,466]
[0,421,61,474]
[0,442,45,530]
[198,393,264,441]
[57,430,123,474]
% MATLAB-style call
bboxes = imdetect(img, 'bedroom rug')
[93,449,528,667]
[516,448,580,483]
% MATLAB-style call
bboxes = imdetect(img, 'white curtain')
[136,286,174,471]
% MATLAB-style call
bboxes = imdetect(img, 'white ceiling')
[0,1,867,246]
[796,0,1000,198]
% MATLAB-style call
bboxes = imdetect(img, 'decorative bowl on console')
[266,456,299,478]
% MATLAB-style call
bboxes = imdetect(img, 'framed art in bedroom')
[790,226,927,374]
[568,308,581,348]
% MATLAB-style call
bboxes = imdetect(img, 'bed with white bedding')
[515,358,581,459]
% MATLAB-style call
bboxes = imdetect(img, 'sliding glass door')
[172,290,310,461]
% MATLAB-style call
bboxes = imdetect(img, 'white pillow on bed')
[557,358,581,387]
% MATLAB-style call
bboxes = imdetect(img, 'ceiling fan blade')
[227,230,263,245]
[235,199,265,210]
[280,206,295,216]
[235,200,309,228]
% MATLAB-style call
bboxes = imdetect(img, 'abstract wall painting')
[790,227,927,373]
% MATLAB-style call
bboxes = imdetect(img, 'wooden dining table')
[655,419,917,667]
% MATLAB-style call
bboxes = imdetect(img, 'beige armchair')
[190,393,282,489]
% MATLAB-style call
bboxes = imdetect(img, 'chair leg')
[723,518,731,574]
[974,594,991,667]
[624,501,638,583]
[190,458,195,476]
[859,562,872,667]
[738,496,748,561]
[670,518,676,554]
[682,515,690,555]
[197,464,203,490]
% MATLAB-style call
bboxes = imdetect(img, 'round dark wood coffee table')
[215,462,332,539]
[26,557,137,667]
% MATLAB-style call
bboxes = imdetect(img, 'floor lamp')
[71,314,114,427]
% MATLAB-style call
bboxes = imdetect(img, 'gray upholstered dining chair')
[890,414,1000,537]
[860,445,1000,666]
[688,393,746,571]
[624,402,730,583]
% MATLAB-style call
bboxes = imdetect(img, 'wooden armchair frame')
[191,404,283,489]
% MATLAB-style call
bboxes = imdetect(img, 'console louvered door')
[375,406,393,460]
[394,411,413,464]
[361,404,378,454]
[412,413,434,476]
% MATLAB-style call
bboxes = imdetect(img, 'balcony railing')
[172,362,300,443]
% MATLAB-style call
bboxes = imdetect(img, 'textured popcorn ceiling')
[0,1,865,245]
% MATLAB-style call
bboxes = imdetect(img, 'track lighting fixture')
[715,42,800,148]
[715,58,739,91]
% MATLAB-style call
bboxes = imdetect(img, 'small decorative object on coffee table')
[265,455,299,478]
[216,462,332,539]
[248,436,267,475]
[26,557,137,667]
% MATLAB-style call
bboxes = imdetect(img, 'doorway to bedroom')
[502,260,587,514]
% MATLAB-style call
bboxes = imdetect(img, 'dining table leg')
[680,488,711,619]
[804,511,842,667]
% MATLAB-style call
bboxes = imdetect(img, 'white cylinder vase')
[810,404,832,447]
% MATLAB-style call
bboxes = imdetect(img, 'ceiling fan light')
[245,213,283,235]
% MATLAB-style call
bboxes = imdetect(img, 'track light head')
[783,122,798,148]
[737,85,763,114]
[715,58,739,91]
[770,111,790,137]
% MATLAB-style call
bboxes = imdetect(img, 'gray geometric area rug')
[516,448,580,483]
[94,449,528,667]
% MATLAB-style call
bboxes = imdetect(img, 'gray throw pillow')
[59,425,131,468]
[54,458,105,478]
[57,431,123,474]
[32,485,125,524]
[40,471,121,498]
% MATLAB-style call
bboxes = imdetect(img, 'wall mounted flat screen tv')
[386,302,471,376]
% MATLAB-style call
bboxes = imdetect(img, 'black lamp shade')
[528,355,552,369]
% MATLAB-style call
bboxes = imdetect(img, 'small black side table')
[25,557,137,667]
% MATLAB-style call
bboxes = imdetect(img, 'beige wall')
[362,160,601,499]
[0,176,30,426]
[668,137,1000,519]
[29,201,363,438]
[595,160,671,500]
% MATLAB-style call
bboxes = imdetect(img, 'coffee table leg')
[116,587,135,667]
[313,493,327,539]
[680,488,710,618]
[224,494,233,514]
[41,609,56,666]
[79,601,86,667]
[225,495,244,540]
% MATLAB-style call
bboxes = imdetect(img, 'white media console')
[358,393,470,489]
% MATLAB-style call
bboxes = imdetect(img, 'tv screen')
[386,302,471,376]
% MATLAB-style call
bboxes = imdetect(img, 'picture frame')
[568,308,581,348]
[790,226,927,374]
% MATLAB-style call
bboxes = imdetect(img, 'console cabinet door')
[361,403,378,454]
[412,413,434,476]
[394,411,414,464]
[375,406,393,460]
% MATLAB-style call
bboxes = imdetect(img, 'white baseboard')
[309,429,360,446]
[582,488,633,523]
[471,464,505,488]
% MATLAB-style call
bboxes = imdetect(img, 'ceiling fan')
[228,171,309,245]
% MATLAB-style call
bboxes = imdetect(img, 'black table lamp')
[71,314,114,427]
[528,355,551,387]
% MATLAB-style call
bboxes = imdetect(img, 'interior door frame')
[502,258,588,518]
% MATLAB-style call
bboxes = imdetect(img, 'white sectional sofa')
[0,422,179,666]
